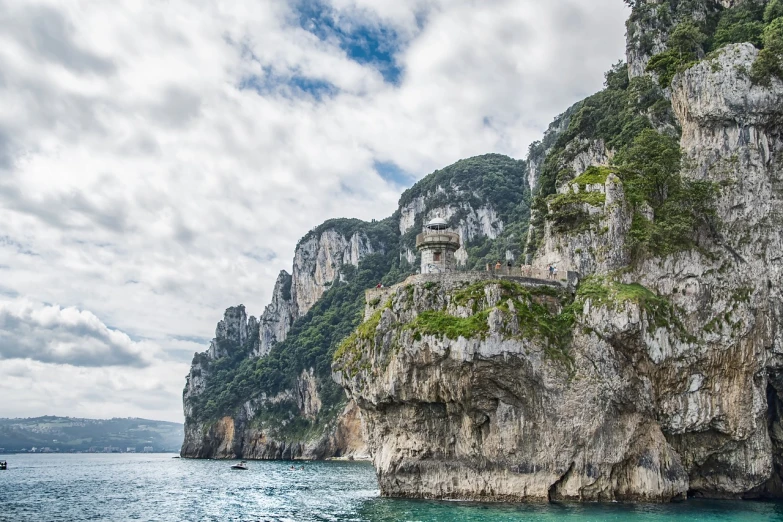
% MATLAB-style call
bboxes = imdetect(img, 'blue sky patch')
[374,160,415,187]
[294,0,405,84]
[234,43,339,101]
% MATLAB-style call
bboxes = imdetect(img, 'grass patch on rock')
[408,310,491,340]
[571,166,613,188]
[576,276,691,338]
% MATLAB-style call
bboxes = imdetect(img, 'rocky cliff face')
[182,222,381,461]
[207,305,258,359]
[182,367,367,460]
[257,227,379,356]
[534,169,631,275]
[257,271,293,357]
[292,228,377,318]
[640,41,783,497]
[333,7,783,502]
[625,0,763,79]
[335,278,691,501]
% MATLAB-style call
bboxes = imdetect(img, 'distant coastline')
[0,416,183,454]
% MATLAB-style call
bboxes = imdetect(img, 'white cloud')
[0,299,152,367]
[0,0,629,421]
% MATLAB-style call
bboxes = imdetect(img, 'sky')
[0,0,629,423]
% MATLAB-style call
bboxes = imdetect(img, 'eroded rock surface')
[334,279,690,501]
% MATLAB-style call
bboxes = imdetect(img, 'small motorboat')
[0,461,7,470]
[231,461,248,470]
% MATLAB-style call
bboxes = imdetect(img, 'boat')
[231,461,248,470]
[0,461,6,470]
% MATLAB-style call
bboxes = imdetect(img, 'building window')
[433,252,442,262]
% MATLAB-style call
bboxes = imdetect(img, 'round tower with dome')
[415,217,461,274]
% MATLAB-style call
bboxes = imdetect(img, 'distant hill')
[0,416,183,453]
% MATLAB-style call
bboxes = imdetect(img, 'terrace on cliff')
[368,216,577,320]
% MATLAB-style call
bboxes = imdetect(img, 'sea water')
[1,453,783,522]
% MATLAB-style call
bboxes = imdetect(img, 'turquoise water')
[1,454,783,521]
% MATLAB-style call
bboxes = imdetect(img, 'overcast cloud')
[0,0,629,422]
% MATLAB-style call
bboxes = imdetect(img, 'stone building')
[416,217,460,274]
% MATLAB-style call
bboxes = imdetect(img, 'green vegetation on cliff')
[398,154,528,227]
[528,62,677,254]
[570,166,612,188]
[751,16,783,85]
[529,7,726,260]
[575,276,690,338]
[546,190,606,235]
[635,1,783,87]
[333,305,386,376]
[646,19,706,87]
[297,217,389,250]
[334,280,577,378]
[615,129,718,259]
[409,310,492,341]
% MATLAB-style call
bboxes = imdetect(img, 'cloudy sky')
[0,0,629,423]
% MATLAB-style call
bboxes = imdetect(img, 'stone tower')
[416,217,461,274]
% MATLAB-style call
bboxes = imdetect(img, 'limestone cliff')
[526,42,783,497]
[257,224,379,357]
[207,305,258,359]
[334,2,783,502]
[257,271,293,357]
[181,220,384,460]
[292,227,378,318]
[182,367,366,460]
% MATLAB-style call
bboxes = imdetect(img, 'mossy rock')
[571,166,614,189]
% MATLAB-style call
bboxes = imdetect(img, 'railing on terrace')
[513,265,568,281]
[442,264,569,282]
